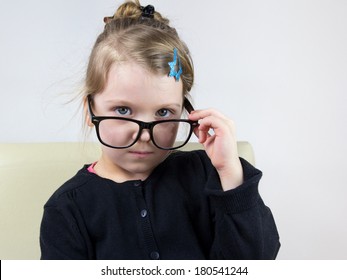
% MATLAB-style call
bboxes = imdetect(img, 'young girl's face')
[91,62,184,181]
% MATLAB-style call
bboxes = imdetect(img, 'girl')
[40,0,280,259]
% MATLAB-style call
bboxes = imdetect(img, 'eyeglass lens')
[97,119,192,149]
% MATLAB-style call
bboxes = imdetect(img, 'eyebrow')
[160,103,182,109]
[103,99,182,109]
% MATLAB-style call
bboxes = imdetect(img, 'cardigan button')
[140,209,147,218]
[150,251,160,260]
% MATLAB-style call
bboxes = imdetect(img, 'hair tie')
[140,5,155,18]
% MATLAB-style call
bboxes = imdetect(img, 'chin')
[124,157,166,179]
[103,148,170,180]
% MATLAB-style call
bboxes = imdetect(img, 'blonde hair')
[83,0,194,102]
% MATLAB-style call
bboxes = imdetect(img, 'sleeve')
[204,157,281,260]
[40,198,94,260]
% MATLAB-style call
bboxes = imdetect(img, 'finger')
[197,115,230,136]
[198,129,206,143]
[197,117,221,144]
[193,124,209,143]
[193,126,201,139]
[199,129,214,144]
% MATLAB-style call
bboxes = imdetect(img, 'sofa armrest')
[0,141,254,259]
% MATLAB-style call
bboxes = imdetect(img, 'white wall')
[1,0,346,259]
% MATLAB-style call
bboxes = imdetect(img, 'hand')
[188,109,243,191]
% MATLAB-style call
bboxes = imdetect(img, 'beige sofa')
[0,141,255,260]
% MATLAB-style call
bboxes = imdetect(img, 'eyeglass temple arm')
[184,98,201,140]
[184,98,195,113]
[86,95,96,122]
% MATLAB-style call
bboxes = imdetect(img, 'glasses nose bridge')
[140,121,153,130]
[137,121,155,141]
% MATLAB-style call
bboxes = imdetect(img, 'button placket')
[134,181,160,259]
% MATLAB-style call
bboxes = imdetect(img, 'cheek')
[101,145,125,161]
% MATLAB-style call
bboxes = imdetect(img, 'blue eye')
[115,107,131,116]
[157,109,171,118]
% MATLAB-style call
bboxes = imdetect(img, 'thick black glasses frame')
[87,95,198,150]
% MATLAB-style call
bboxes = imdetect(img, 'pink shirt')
[87,162,98,174]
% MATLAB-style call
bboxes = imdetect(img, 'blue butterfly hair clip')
[168,48,182,81]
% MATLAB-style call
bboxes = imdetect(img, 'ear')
[83,97,94,127]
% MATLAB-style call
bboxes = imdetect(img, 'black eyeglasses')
[87,95,198,150]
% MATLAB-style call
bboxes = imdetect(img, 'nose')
[138,127,151,143]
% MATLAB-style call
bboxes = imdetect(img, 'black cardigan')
[40,150,280,259]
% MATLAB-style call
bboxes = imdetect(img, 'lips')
[129,151,154,158]
[130,150,153,154]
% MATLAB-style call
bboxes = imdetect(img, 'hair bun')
[114,1,141,19]
[104,1,169,25]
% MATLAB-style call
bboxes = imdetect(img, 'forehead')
[97,62,183,105]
